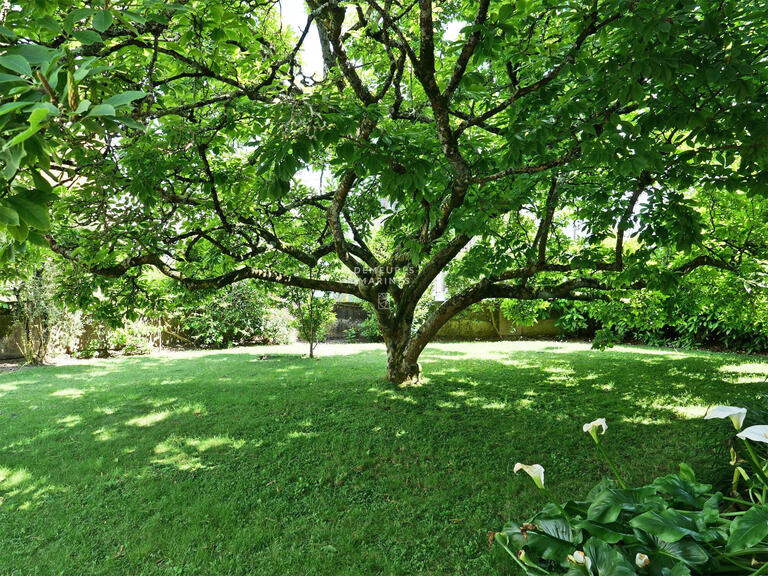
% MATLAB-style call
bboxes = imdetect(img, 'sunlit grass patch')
[0,341,765,575]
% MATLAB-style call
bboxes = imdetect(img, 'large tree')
[3,0,768,383]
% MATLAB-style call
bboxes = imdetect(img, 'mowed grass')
[1,341,767,575]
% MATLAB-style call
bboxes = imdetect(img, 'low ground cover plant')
[497,408,768,575]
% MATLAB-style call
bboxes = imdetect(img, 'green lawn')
[0,341,766,575]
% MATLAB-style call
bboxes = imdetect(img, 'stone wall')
[329,302,369,338]
[329,302,560,341]
[435,306,560,340]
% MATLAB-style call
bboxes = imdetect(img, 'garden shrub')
[550,268,768,353]
[260,307,296,345]
[359,313,383,342]
[496,409,768,575]
[109,321,159,355]
[175,283,282,348]
[10,262,83,364]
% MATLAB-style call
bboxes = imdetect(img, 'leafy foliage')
[0,1,149,254]
[173,283,283,349]
[289,288,336,357]
[497,415,768,575]
[551,265,768,353]
[4,0,768,380]
[7,258,81,364]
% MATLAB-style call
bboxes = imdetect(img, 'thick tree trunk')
[379,314,422,385]
[385,341,422,385]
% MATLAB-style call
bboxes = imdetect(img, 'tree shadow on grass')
[0,342,766,575]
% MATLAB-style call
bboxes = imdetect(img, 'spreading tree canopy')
[2,0,768,382]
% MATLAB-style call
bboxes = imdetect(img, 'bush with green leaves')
[359,313,383,343]
[549,266,768,353]
[108,321,158,356]
[496,408,768,575]
[260,307,296,346]
[174,283,279,349]
[7,259,82,364]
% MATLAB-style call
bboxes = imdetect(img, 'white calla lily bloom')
[737,425,768,444]
[583,418,607,441]
[704,406,747,430]
[514,463,545,489]
[635,553,650,568]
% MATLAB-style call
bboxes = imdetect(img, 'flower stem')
[494,534,549,575]
[541,486,573,524]
[595,441,628,489]
[713,494,756,508]
[742,439,768,489]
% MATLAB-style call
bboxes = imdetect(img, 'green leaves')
[5,108,50,148]
[583,538,635,576]
[727,506,768,552]
[73,30,102,46]
[92,10,114,33]
[630,510,700,543]
[5,188,56,232]
[103,91,146,109]
[0,205,19,226]
[500,417,768,575]
[0,54,31,76]
[651,470,711,508]
[86,104,116,118]
[6,196,50,231]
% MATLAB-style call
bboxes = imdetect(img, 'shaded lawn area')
[0,341,766,575]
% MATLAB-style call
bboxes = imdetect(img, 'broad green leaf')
[32,171,53,194]
[651,473,710,508]
[0,205,19,226]
[663,563,692,576]
[534,517,580,545]
[103,91,147,108]
[574,520,625,544]
[6,196,51,230]
[630,510,698,543]
[27,230,48,247]
[0,101,30,116]
[583,537,635,576]
[0,55,31,76]
[727,506,768,552]
[74,99,92,115]
[653,537,710,565]
[63,8,95,34]
[498,3,515,21]
[86,104,116,117]
[0,25,16,39]
[7,220,28,243]
[74,30,102,46]
[92,10,114,32]
[4,45,52,65]
[5,108,50,148]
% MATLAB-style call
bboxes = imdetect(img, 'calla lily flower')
[704,406,747,430]
[567,550,592,572]
[514,463,545,489]
[737,425,768,444]
[583,418,607,442]
[635,553,650,568]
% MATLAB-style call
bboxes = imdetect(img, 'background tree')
[5,0,768,382]
[289,284,337,358]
